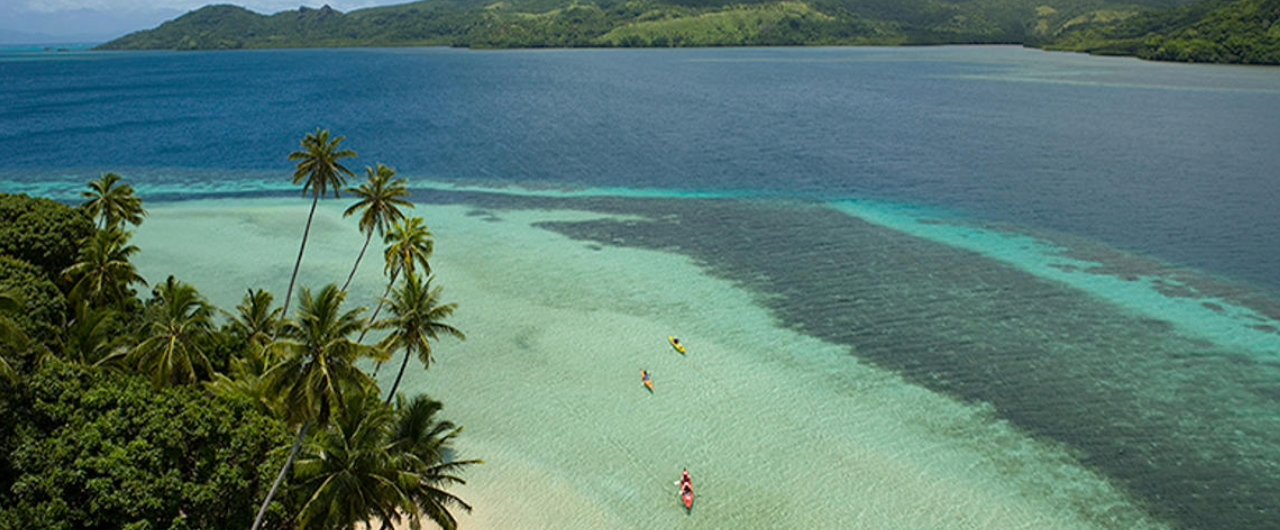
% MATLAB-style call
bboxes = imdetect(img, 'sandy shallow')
[132,197,1166,530]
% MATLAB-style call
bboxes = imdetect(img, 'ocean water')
[3,45,1280,529]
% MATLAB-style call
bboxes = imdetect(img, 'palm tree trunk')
[281,194,320,323]
[357,265,400,344]
[384,346,413,405]
[341,231,374,293]
[251,420,311,530]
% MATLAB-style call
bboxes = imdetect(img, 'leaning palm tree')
[384,217,435,282]
[281,128,357,322]
[358,217,434,343]
[341,163,413,293]
[61,227,148,309]
[80,172,146,229]
[292,391,479,530]
[374,272,464,403]
[388,393,480,530]
[291,390,411,530]
[251,284,379,530]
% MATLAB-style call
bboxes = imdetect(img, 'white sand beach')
[132,197,1167,530]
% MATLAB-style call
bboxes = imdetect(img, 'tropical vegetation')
[1043,0,1280,64]
[0,133,477,530]
[94,0,1280,64]
[374,272,465,402]
[80,172,147,230]
[282,128,357,320]
[342,163,413,293]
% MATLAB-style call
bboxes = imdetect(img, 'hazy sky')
[0,0,410,42]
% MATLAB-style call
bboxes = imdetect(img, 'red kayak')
[679,472,694,510]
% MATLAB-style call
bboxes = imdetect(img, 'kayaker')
[672,337,682,347]
[681,469,691,485]
[642,370,650,383]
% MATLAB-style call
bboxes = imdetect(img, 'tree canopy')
[0,360,288,530]
[0,194,95,282]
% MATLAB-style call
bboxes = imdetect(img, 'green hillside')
[95,0,1280,64]
[1046,0,1280,63]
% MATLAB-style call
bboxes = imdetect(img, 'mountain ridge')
[95,0,1280,64]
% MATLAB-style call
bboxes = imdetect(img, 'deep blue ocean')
[3,45,1280,529]
[3,46,1279,291]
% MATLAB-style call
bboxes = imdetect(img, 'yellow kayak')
[669,336,686,354]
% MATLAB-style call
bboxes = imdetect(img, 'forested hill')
[95,0,1280,64]
[1045,0,1280,63]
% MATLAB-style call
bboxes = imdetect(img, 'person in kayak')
[679,469,694,509]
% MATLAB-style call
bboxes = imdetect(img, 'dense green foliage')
[1039,0,1280,62]
[99,0,1239,54]
[96,0,1280,63]
[2,164,475,529]
[0,256,66,345]
[288,392,477,530]
[1142,0,1280,62]
[0,194,94,282]
[0,360,287,530]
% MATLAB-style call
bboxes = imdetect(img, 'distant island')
[96,0,1280,65]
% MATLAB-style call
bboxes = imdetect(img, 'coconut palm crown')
[80,172,146,229]
[127,276,215,388]
[264,283,378,428]
[342,163,413,292]
[374,272,464,403]
[384,217,434,281]
[61,226,148,309]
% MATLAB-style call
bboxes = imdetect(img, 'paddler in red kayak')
[679,469,693,510]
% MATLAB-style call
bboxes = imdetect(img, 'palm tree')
[291,391,480,530]
[251,284,378,530]
[208,289,284,416]
[387,393,480,530]
[61,301,128,368]
[223,288,282,367]
[359,217,434,343]
[127,276,216,387]
[80,172,146,229]
[341,164,413,293]
[374,272,464,403]
[384,217,435,282]
[291,390,409,530]
[61,227,148,309]
[281,129,357,322]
